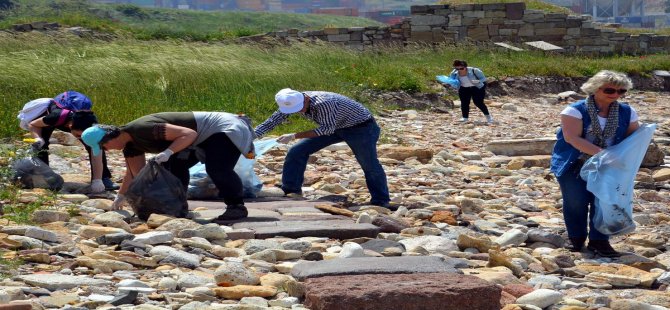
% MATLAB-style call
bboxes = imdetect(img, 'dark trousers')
[458,85,489,118]
[556,163,608,241]
[164,132,244,206]
[37,126,113,179]
[282,119,390,205]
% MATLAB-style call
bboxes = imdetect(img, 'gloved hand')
[152,149,174,163]
[31,137,45,152]
[111,194,126,210]
[277,133,296,144]
[90,179,105,193]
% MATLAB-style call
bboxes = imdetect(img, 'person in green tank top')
[81,111,256,221]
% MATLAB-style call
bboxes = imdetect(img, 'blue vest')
[550,100,632,177]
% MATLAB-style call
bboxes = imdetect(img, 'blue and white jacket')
[550,100,632,177]
[447,67,487,89]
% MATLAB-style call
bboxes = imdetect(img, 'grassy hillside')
[2,33,669,138]
[0,0,385,41]
[438,0,572,14]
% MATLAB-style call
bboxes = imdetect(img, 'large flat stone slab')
[494,42,524,51]
[291,256,461,281]
[247,221,379,239]
[524,40,564,51]
[304,273,501,310]
[18,274,112,291]
[486,137,556,156]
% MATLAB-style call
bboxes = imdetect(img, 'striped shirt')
[255,91,373,137]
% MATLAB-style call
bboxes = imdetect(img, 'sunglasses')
[601,88,627,95]
[454,67,466,70]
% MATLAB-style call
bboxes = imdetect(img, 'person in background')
[445,59,493,124]
[81,111,255,221]
[550,70,639,257]
[27,94,118,193]
[255,88,393,210]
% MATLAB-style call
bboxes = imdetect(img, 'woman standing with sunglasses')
[446,59,493,124]
[550,70,639,257]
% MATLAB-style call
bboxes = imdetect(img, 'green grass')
[1,34,669,138]
[438,0,572,14]
[0,0,385,41]
[617,27,670,35]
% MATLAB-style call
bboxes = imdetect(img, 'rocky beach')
[1,89,670,310]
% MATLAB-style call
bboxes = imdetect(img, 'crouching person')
[81,112,255,220]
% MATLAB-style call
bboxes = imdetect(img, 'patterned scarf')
[585,95,619,148]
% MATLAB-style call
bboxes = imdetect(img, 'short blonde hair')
[580,70,633,95]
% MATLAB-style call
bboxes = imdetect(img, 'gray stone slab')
[524,40,564,51]
[486,137,557,156]
[246,221,379,239]
[494,42,524,51]
[291,256,462,281]
[18,274,112,291]
[653,70,670,77]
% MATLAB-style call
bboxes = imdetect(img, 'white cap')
[275,88,304,114]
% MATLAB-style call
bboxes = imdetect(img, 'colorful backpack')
[52,91,93,126]
[17,98,54,130]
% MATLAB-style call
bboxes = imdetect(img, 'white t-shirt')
[458,75,475,87]
[561,105,638,146]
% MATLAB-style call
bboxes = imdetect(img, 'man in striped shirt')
[255,88,392,209]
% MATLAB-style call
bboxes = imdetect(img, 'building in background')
[544,0,668,27]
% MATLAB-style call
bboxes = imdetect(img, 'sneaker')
[215,204,248,221]
[485,115,494,124]
[568,236,586,252]
[587,239,621,257]
[102,178,120,190]
[458,117,469,122]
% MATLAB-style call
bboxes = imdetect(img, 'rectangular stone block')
[479,18,493,25]
[506,2,526,19]
[462,17,479,26]
[488,25,499,36]
[499,28,517,36]
[485,11,507,18]
[327,34,350,42]
[304,273,502,310]
[448,14,462,26]
[462,11,485,18]
[536,28,567,36]
[467,26,490,41]
[409,31,434,42]
[411,15,446,26]
[292,256,461,280]
[411,25,432,32]
[486,137,557,156]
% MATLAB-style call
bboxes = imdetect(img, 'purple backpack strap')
[55,109,71,127]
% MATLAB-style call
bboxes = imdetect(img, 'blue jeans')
[556,163,608,241]
[282,119,390,205]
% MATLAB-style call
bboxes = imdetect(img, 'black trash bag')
[12,157,64,191]
[125,161,188,221]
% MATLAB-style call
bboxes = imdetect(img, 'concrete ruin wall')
[258,3,670,54]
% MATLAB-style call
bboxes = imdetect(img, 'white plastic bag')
[188,139,278,199]
[580,123,657,235]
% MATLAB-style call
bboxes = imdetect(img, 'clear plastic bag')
[580,123,657,235]
[12,157,64,191]
[126,161,188,221]
[188,139,278,200]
